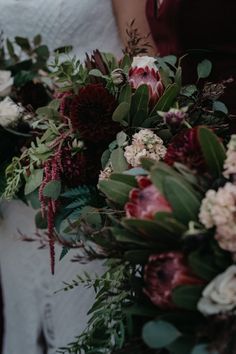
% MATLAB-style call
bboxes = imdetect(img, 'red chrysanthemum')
[125,176,172,220]
[164,127,206,172]
[70,84,119,143]
[144,252,203,309]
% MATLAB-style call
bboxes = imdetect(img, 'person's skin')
[112,0,157,55]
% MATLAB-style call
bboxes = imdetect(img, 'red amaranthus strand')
[39,149,62,274]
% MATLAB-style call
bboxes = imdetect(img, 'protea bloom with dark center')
[144,252,203,309]
[164,127,206,172]
[125,176,172,220]
[69,83,119,143]
[129,66,164,106]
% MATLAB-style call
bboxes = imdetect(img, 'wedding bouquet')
[1,44,234,353]
[0,33,55,194]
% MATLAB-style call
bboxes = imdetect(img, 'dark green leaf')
[35,211,47,229]
[33,34,42,46]
[110,173,138,187]
[34,45,50,60]
[151,83,179,114]
[164,176,201,224]
[99,179,132,206]
[112,102,130,123]
[119,84,132,105]
[15,36,31,51]
[130,84,149,125]
[198,127,226,178]
[172,285,204,310]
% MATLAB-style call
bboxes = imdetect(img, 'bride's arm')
[112,0,157,56]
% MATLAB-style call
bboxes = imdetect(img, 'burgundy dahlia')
[164,127,206,172]
[144,252,203,309]
[129,66,164,106]
[125,176,172,220]
[17,81,51,110]
[70,84,119,143]
[61,146,87,187]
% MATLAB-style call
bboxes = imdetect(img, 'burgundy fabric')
[146,0,236,131]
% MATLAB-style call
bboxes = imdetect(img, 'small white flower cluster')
[0,97,23,127]
[99,163,113,181]
[198,265,236,316]
[124,129,166,167]
[199,182,236,252]
[223,135,236,178]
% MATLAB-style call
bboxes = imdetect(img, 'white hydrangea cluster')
[223,135,236,178]
[0,97,23,127]
[199,183,236,252]
[124,129,166,167]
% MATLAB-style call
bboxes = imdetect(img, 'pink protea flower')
[144,252,203,309]
[125,176,172,219]
[129,58,164,106]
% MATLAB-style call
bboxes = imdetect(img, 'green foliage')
[99,180,133,207]
[172,285,204,311]
[198,127,226,178]
[57,262,132,354]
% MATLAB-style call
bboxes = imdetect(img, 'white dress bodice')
[0,0,122,59]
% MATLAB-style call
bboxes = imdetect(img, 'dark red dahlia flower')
[17,81,51,110]
[70,84,119,143]
[164,127,206,172]
[129,66,164,106]
[61,146,87,187]
[144,252,203,309]
[125,176,172,220]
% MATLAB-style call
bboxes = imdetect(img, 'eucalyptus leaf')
[24,169,43,195]
[89,69,103,77]
[197,59,212,80]
[110,148,129,173]
[43,180,61,200]
[213,100,228,114]
[191,344,216,354]
[142,320,181,349]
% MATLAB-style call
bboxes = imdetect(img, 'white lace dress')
[0,1,122,353]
